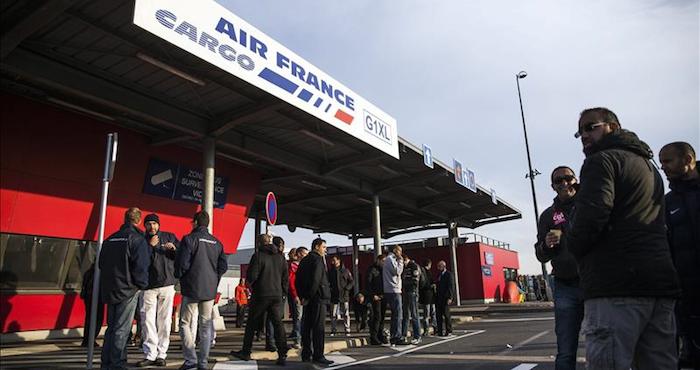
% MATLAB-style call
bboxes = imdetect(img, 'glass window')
[0,233,95,291]
[63,241,97,291]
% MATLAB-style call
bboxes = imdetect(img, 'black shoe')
[276,355,287,366]
[136,359,157,367]
[177,363,197,370]
[313,358,335,366]
[301,356,311,362]
[265,345,278,352]
[394,339,410,345]
[229,350,252,361]
[154,358,166,366]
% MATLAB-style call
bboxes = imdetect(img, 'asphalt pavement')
[1,308,585,370]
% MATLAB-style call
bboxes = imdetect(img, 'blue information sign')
[423,144,433,169]
[481,265,492,277]
[143,158,229,208]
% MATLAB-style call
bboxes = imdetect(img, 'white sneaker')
[410,338,422,345]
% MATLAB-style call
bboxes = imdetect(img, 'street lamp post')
[515,71,549,285]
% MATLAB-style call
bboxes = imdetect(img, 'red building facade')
[0,94,260,333]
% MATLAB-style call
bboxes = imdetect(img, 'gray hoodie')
[382,253,404,294]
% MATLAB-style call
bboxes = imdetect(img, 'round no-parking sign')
[266,192,277,225]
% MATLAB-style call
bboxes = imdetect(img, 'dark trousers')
[82,296,105,345]
[436,299,452,335]
[354,305,368,332]
[301,300,327,360]
[101,294,139,370]
[552,279,584,370]
[369,298,386,342]
[235,303,247,328]
[241,296,287,356]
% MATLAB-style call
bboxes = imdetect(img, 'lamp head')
[517,71,528,79]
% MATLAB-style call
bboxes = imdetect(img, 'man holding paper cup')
[534,166,582,370]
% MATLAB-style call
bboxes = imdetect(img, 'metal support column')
[372,194,382,258]
[203,137,215,233]
[254,210,261,247]
[352,233,359,293]
[448,221,461,306]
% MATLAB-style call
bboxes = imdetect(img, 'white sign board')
[133,0,399,158]
[422,144,433,168]
[491,188,497,204]
[464,167,477,193]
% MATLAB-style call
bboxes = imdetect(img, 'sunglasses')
[574,122,607,138]
[553,175,575,185]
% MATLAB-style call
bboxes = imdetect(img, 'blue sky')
[220,0,699,274]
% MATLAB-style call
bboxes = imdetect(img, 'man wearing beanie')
[136,213,179,368]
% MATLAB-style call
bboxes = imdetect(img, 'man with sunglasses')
[534,166,582,370]
[566,107,681,369]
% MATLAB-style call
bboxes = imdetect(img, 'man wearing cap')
[175,211,228,370]
[534,166,583,370]
[136,213,179,368]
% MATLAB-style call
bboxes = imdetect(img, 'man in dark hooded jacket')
[230,234,288,365]
[659,141,700,368]
[534,166,582,370]
[566,107,681,369]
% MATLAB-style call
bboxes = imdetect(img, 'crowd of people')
[534,107,698,370]
[230,238,459,366]
[87,106,699,370]
[91,206,459,369]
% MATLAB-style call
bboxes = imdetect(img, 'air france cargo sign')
[133,0,399,158]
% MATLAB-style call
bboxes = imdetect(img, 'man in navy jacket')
[99,207,150,370]
[175,211,227,370]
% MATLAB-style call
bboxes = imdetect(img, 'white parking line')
[475,317,553,323]
[213,360,258,370]
[510,364,538,370]
[498,330,550,356]
[325,330,486,369]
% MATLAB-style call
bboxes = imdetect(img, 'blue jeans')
[288,295,301,341]
[402,292,421,339]
[384,293,403,342]
[553,279,584,370]
[101,293,139,370]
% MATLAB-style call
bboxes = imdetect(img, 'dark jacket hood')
[669,161,700,192]
[584,129,653,159]
[260,243,278,255]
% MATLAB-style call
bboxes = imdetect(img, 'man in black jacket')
[401,254,422,344]
[435,260,455,337]
[659,141,700,368]
[328,255,354,336]
[366,254,387,345]
[99,207,150,370]
[534,166,583,370]
[295,238,334,366]
[231,233,288,365]
[418,259,436,336]
[175,211,227,370]
[566,107,680,369]
[136,213,178,368]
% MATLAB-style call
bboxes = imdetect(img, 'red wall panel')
[0,93,261,252]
